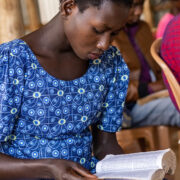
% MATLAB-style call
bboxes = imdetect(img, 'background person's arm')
[148,80,166,93]
[126,80,166,102]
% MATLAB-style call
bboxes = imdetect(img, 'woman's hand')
[48,159,97,180]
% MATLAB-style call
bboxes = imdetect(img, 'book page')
[96,169,165,180]
[96,149,174,173]
[162,149,176,174]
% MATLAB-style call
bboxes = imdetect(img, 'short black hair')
[60,0,133,12]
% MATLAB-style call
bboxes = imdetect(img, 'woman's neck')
[22,13,72,58]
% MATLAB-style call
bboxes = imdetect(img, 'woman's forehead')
[81,1,129,19]
[77,2,129,28]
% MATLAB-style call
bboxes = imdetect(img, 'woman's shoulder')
[0,39,30,59]
[0,39,26,52]
[0,39,33,65]
[0,39,34,76]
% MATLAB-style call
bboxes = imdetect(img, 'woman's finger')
[73,164,97,179]
[62,169,96,180]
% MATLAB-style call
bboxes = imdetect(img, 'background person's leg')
[130,97,180,127]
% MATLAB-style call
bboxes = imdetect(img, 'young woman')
[0,0,132,179]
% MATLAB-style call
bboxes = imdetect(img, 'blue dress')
[0,39,129,173]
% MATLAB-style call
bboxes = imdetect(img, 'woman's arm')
[0,152,50,179]
[0,153,96,180]
[92,126,123,160]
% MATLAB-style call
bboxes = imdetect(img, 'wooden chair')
[116,125,180,153]
[143,0,154,31]
[150,38,180,177]
[116,39,180,155]
[150,38,180,110]
[116,125,179,180]
[116,126,157,153]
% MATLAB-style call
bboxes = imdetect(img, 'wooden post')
[0,0,25,44]
[25,0,41,32]
[143,0,154,31]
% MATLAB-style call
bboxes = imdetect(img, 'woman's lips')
[88,53,102,60]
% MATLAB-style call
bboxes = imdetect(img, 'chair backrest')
[150,38,180,110]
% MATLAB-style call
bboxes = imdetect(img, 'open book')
[95,149,176,180]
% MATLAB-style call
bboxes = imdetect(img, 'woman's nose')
[97,33,111,51]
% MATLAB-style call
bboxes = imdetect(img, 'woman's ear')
[60,0,76,17]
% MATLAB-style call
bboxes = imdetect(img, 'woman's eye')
[92,27,104,34]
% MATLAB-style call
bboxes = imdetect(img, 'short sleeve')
[0,43,24,142]
[95,47,129,132]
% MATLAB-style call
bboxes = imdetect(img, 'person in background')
[161,14,180,112]
[113,0,180,128]
[156,0,180,38]
[0,0,132,179]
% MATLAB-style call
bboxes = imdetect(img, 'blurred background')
[0,0,179,179]
[0,0,59,43]
[0,0,176,44]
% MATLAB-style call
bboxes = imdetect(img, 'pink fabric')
[161,14,180,112]
[156,13,174,39]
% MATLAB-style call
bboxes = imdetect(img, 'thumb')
[73,165,97,178]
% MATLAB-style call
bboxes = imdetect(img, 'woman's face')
[62,1,129,60]
[127,0,144,25]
